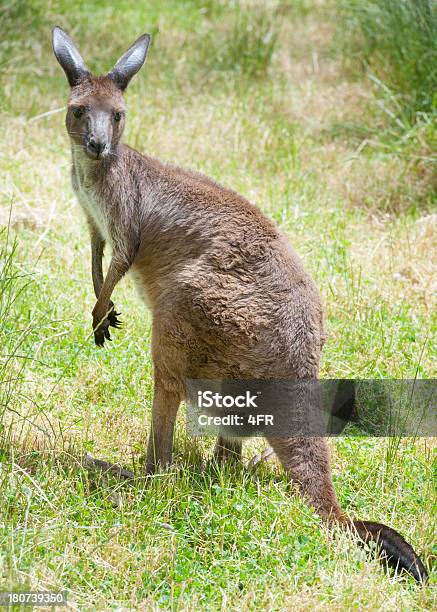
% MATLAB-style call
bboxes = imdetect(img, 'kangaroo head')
[52,27,150,161]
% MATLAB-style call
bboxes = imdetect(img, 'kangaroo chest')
[72,165,111,243]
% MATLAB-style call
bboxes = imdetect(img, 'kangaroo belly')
[131,268,154,309]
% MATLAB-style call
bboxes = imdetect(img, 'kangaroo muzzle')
[85,114,112,160]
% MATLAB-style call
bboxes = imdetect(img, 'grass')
[338,0,437,121]
[0,0,436,609]
[334,0,436,215]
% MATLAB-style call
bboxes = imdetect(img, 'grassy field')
[0,0,436,609]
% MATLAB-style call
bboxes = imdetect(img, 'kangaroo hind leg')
[145,376,182,474]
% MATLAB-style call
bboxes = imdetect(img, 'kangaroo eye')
[72,107,83,118]
[114,111,122,122]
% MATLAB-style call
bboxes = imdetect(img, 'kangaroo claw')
[94,320,111,346]
[108,309,122,328]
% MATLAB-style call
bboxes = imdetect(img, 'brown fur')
[52,28,427,582]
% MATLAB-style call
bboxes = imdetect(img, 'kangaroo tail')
[268,435,428,583]
[350,519,428,583]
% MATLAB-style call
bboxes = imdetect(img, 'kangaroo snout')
[86,136,108,160]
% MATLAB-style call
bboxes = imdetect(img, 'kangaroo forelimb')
[92,257,127,346]
[88,220,105,299]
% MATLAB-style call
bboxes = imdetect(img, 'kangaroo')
[52,27,427,582]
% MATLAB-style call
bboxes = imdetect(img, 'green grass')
[0,0,436,609]
[338,0,437,123]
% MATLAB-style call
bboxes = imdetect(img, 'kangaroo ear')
[52,27,90,87]
[108,34,150,91]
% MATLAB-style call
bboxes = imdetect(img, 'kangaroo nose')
[88,137,104,155]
